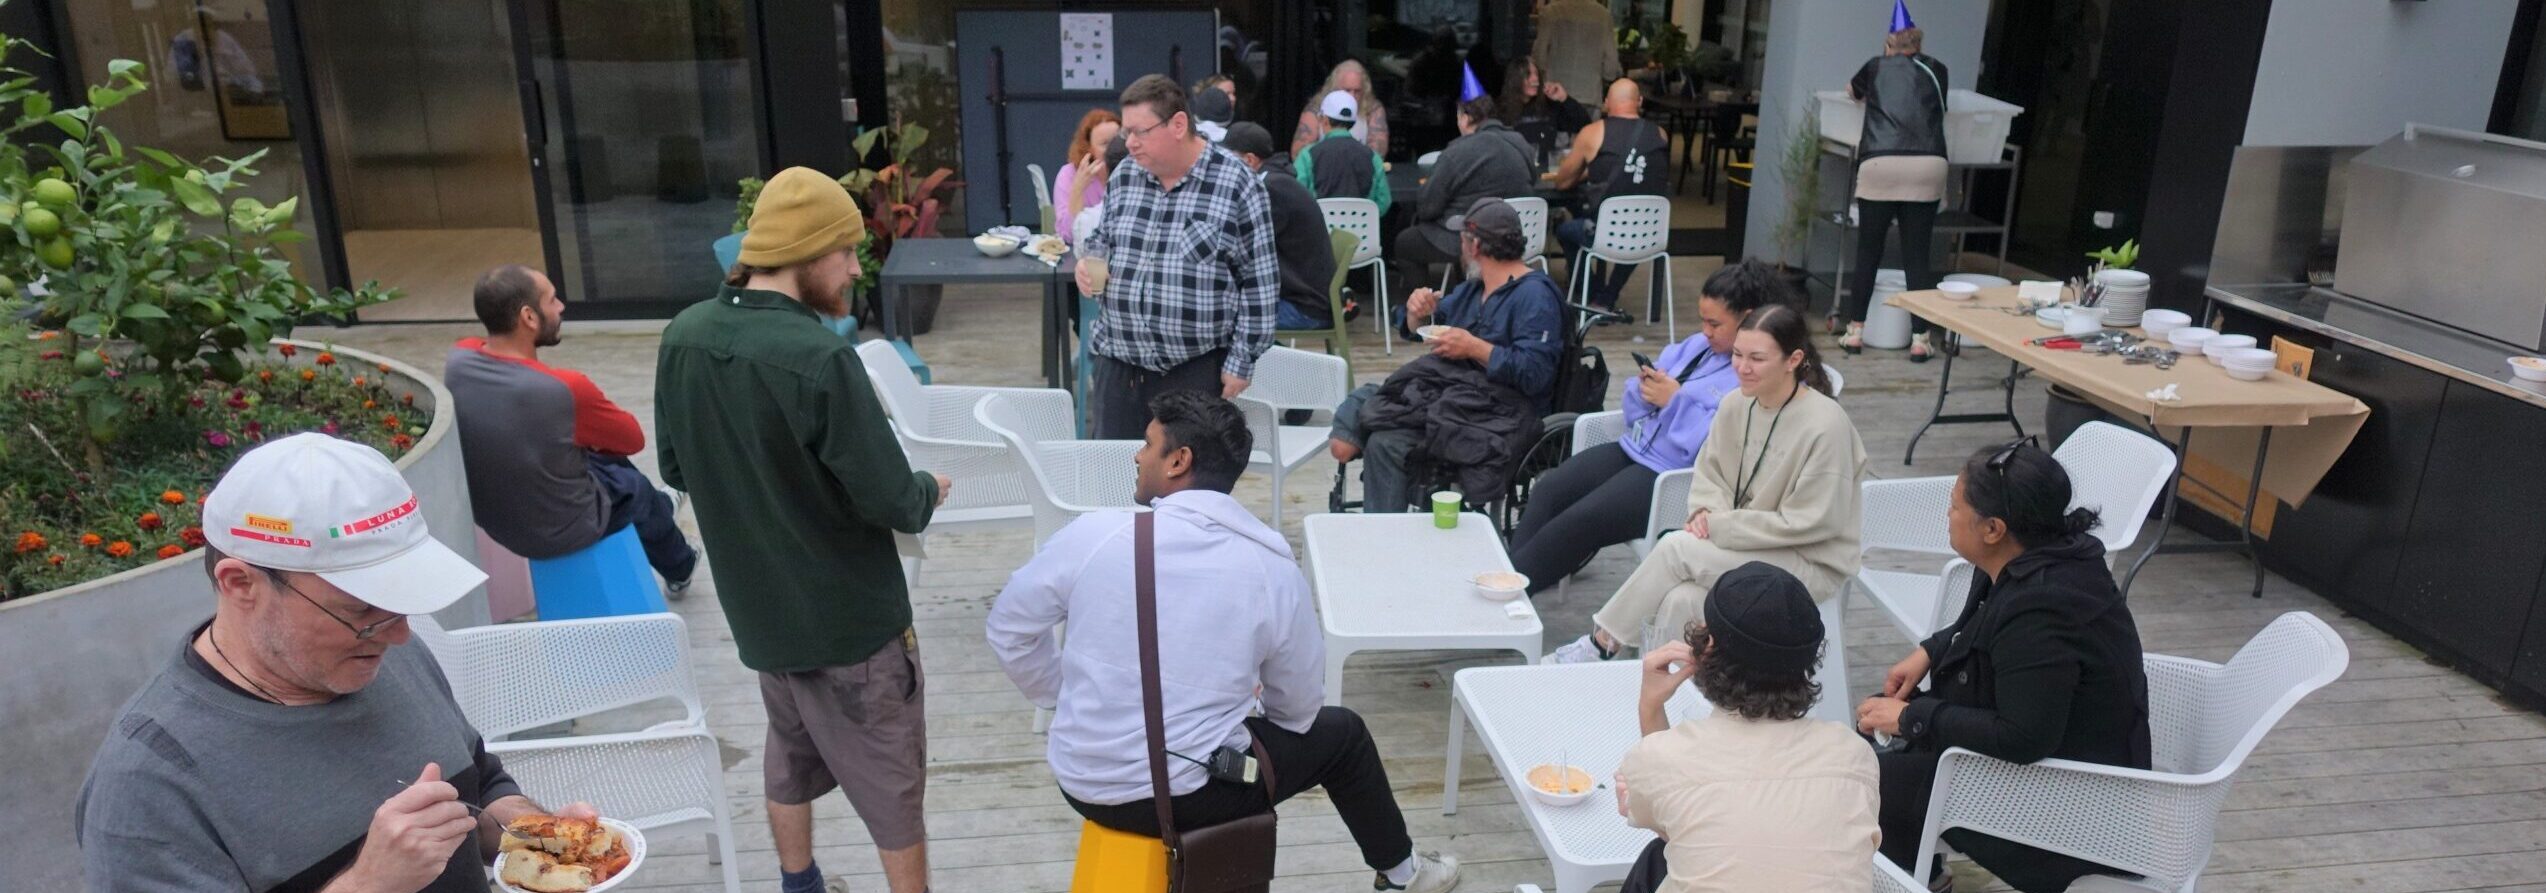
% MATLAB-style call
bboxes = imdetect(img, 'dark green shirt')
[655,286,940,672]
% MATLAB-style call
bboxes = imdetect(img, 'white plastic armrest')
[1648,467,1695,538]
[927,386,1072,443]
[1921,746,2232,886]
[1571,410,1626,454]
[443,613,700,737]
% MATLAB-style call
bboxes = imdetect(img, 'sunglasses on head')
[1987,435,2041,477]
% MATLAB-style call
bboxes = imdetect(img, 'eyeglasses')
[1987,435,2041,478]
[269,571,406,640]
[1120,113,1183,144]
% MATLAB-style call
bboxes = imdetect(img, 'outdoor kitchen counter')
[2206,282,2546,410]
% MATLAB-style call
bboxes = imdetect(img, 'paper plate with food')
[495,813,645,893]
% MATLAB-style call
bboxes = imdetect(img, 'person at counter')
[1854,438,2153,892]
[1835,8,1950,362]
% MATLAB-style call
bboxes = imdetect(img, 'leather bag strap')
[1135,512,1180,850]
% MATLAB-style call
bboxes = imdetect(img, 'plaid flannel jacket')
[1081,143,1278,380]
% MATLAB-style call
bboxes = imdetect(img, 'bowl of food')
[1026,234,1068,262]
[1936,281,1981,300]
[972,233,1022,257]
[2139,308,2192,337]
[1473,571,1528,601]
[2511,356,2546,382]
[1525,764,1596,807]
[1415,324,1451,341]
[496,815,644,893]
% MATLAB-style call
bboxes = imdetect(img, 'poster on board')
[1060,13,1114,91]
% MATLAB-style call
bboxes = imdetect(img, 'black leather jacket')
[1850,53,1949,160]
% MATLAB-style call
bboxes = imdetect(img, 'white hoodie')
[987,489,1324,805]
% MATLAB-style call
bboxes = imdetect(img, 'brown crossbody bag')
[1135,512,1279,892]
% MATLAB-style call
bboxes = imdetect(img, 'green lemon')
[73,351,104,377]
[32,178,75,209]
[38,237,73,269]
[0,275,17,296]
[22,207,61,239]
[0,202,17,224]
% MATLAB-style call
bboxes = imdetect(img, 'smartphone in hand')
[1632,351,1655,371]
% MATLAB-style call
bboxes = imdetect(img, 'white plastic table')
[1302,513,1544,708]
[1446,660,1711,893]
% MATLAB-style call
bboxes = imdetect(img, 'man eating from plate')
[76,433,596,893]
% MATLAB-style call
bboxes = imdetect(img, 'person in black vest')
[1394,96,1539,299]
[1551,78,1671,318]
[1836,20,1951,361]
[1295,90,1393,215]
[1855,439,2153,893]
[1223,122,1341,331]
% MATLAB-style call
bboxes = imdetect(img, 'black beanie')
[1703,562,1825,677]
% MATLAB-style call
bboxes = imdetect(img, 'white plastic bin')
[1812,89,2023,165]
[1863,269,1913,350]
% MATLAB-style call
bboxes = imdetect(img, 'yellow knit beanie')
[740,167,867,268]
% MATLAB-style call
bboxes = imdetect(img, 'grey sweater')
[77,630,519,892]
[1416,120,1540,227]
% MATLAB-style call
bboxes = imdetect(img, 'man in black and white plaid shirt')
[1076,74,1280,440]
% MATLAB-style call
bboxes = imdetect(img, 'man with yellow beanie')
[654,166,951,893]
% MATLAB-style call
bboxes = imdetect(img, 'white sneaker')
[1374,852,1460,892]
[1540,634,1614,665]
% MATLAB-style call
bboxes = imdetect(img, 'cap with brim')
[1702,561,1824,676]
[1320,90,1359,124]
[1191,87,1236,125]
[1222,122,1278,159]
[1462,197,1525,245]
[203,432,487,616]
[315,538,488,616]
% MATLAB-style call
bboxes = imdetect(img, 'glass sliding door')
[514,0,760,316]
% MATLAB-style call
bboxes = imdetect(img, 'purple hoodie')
[1619,334,1740,472]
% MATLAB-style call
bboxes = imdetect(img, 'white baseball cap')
[1319,90,1359,124]
[203,433,487,615]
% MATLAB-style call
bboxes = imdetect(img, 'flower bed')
[0,334,433,600]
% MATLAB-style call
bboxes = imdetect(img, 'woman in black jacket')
[1836,25,1950,361]
[1855,438,2152,892]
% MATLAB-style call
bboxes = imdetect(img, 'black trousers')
[1064,707,1415,873]
[1878,746,2131,892]
[1507,442,1659,593]
[1842,199,1940,334]
[1391,223,1463,303]
[587,453,697,583]
[1088,348,1228,441]
[1619,838,1671,893]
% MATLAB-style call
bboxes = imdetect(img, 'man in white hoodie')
[988,391,1461,893]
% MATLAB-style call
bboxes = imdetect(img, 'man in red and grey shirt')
[445,265,698,595]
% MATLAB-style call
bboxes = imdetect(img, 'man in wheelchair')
[1326,198,1566,513]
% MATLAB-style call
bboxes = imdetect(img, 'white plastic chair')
[1569,195,1676,341]
[855,339,1041,540]
[491,727,741,893]
[1905,612,2350,892]
[1853,421,2178,641]
[1873,855,1923,893]
[1440,195,1555,289]
[1234,346,1351,531]
[971,389,1145,547]
[1027,162,1054,233]
[1320,197,1394,354]
[410,612,701,741]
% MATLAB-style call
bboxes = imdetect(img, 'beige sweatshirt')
[1683,384,1867,587]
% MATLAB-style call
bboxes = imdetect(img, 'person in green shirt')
[654,166,950,893]
[1295,89,1394,215]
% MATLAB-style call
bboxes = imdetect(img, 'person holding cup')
[1546,304,1865,663]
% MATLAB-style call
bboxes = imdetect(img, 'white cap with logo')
[1319,89,1359,124]
[203,433,487,615]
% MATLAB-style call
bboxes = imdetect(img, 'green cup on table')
[1431,491,1460,529]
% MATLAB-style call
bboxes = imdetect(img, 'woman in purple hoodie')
[1507,260,1792,593]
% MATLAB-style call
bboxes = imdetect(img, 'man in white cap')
[1294,88,1392,214]
[76,433,595,892]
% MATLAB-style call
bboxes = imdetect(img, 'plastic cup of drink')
[1081,254,1110,295]
[1431,491,1460,529]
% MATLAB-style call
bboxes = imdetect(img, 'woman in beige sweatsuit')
[1547,304,1867,662]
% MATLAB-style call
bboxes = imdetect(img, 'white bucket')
[1863,269,1913,350]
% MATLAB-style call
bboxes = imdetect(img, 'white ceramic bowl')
[2063,305,2108,336]
[2034,307,2066,329]
[1415,324,1450,341]
[1943,273,2013,288]
[2169,327,2218,350]
[2224,365,2270,381]
[2139,309,2191,336]
[972,233,1021,257]
[1473,571,1528,602]
[2511,356,2546,382]
[495,819,647,893]
[1525,764,1597,807]
[2203,334,2257,364]
[1936,281,1981,300]
[2223,348,2278,367]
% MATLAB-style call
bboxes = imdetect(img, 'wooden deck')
[324,257,2546,892]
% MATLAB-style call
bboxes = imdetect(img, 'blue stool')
[529,526,667,620]
[891,338,931,384]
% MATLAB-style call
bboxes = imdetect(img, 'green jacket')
[1294,129,1393,215]
[654,286,940,672]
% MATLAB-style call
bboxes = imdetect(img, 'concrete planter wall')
[0,339,483,889]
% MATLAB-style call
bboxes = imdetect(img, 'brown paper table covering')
[1892,287,2370,512]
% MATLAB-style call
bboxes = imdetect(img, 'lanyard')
[1628,349,1723,447]
[1732,380,1802,509]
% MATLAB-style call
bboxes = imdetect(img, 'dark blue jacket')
[1433,268,1565,414]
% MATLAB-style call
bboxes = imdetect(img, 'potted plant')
[1771,103,1823,298]
[2085,239,2139,275]
[724,121,958,334]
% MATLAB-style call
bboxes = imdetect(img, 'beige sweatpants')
[1590,530,1843,645]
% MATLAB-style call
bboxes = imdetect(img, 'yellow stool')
[1068,820,1170,893]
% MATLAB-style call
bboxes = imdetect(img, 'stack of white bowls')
[2203,334,2257,365]
[2221,348,2277,381]
[2094,269,2152,327]
[2168,327,2218,354]
[2140,308,2192,337]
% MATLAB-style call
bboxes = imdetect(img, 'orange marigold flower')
[277,343,298,357]
[156,544,184,560]
[36,330,59,341]
[391,433,415,451]
[382,414,402,431]
[180,526,207,547]
[80,532,103,548]
[161,489,185,504]
[377,361,392,373]
[258,369,275,383]
[315,351,337,366]
[401,393,416,406]
[353,376,367,388]
[300,368,317,382]
[14,532,46,553]
[137,511,164,532]
[363,399,377,410]
[106,541,134,558]
[47,553,65,566]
